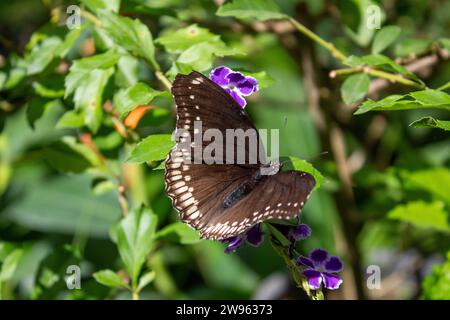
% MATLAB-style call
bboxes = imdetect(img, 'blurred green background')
[0,0,449,300]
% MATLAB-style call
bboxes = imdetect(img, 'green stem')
[363,68,425,89]
[155,71,172,91]
[329,67,363,78]
[287,17,348,62]
[132,287,139,300]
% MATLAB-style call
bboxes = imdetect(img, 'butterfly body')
[165,71,315,240]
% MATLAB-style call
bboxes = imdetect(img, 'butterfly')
[165,71,315,240]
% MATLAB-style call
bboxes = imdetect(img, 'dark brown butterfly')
[165,71,315,240]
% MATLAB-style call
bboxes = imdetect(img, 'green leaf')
[0,249,23,282]
[26,37,62,75]
[114,82,165,118]
[43,137,101,173]
[114,206,158,286]
[341,73,370,104]
[93,269,129,289]
[422,251,450,300]
[169,40,243,75]
[156,24,218,54]
[282,156,324,190]
[115,55,139,88]
[7,174,121,237]
[439,38,450,51]
[371,26,401,54]
[341,0,384,47]
[26,98,57,129]
[65,50,122,97]
[80,0,120,12]
[73,67,114,133]
[388,201,450,232]
[155,222,201,245]
[99,10,158,69]
[355,90,450,115]
[410,117,450,131]
[56,110,85,129]
[403,168,450,205]
[245,71,274,89]
[216,0,286,21]
[395,38,432,57]
[137,270,155,292]
[127,134,175,164]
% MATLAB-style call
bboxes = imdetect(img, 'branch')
[287,17,347,62]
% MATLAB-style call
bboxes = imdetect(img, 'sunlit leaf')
[216,0,286,21]
[127,134,174,164]
[388,201,450,232]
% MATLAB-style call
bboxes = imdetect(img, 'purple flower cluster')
[221,221,343,291]
[210,66,258,108]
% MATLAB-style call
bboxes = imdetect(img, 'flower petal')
[324,256,344,273]
[289,223,312,241]
[226,88,246,108]
[309,248,329,266]
[236,77,258,96]
[226,72,246,86]
[245,224,264,246]
[223,236,244,253]
[210,66,231,86]
[296,256,315,269]
[302,269,323,290]
[322,272,343,290]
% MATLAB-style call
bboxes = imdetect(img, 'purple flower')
[297,248,344,290]
[288,223,311,242]
[222,224,264,253]
[209,66,259,108]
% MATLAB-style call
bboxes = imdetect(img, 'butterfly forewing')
[171,71,266,166]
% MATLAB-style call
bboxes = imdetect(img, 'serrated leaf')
[388,201,450,232]
[371,26,401,54]
[341,73,370,104]
[99,10,157,69]
[65,51,122,97]
[73,67,114,133]
[0,249,23,282]
[410,117,450,131]
[26,37,62,75]
[216,0,286,21]
[93,269,129,289]
[155,222,201,245]
[114,82,165,118]
[128,134,174,164]
[114,206,158,286]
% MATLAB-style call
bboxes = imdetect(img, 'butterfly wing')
[199,170,315,240]
[170,71,265,166]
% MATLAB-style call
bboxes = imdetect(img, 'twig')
[155,71,172,91]
[80,8,102,27]
[287,17,347,62]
